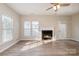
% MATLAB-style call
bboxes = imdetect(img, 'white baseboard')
[0,39,20,53]
[71,38,79,42]
[57,38,72,40]
[20,38,42,40]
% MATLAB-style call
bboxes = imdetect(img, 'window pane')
[32,29,39,36]
[24,29,31,36]
[32,21,39,37]
[2,30,13,42]
[2,16,13,42]
[24,21,31,36]
[24,21,31,29]
[2,16,13,29]
[32,21,39,28]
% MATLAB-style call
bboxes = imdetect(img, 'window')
[2,16,13,42]
[24,21,39,37]
[24,21,31,36]
[32,21,39,37]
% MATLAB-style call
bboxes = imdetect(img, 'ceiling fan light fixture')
[53,5,57,11]
[46,3,70,12]
[57,4,60,9]
[53,4,60,12]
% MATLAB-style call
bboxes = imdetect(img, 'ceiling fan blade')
[51,3,70,6]
[46,7,53,11]
[60,3,70,6]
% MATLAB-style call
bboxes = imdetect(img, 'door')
[58,23,67,39]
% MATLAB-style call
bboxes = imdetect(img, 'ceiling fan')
[46,3,70,12]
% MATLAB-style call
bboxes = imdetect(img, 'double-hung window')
[2,16,13,42]
[24,21,39,37]
[32,21,39,37]
[24,21,31,36]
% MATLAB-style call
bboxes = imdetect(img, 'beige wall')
[72,14,79,41]
[0,4,20,52]
[20,15,72,40]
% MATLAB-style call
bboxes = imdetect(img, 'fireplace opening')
[42,30,53,40]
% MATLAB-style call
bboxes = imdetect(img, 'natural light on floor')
[20,39,54,51]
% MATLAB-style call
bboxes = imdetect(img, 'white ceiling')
[6,3,79,16]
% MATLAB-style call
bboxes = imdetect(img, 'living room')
[0,3,79,56]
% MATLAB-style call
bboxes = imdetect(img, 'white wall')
[0,4,20,52]
[20,15,72,40]
[72,14,79,41]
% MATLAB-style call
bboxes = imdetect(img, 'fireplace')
[42,30,53,40]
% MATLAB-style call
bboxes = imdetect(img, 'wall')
[20,15,72,40]
[72,14,79,41]
[0,4,20,52]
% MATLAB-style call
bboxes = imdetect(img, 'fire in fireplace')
[42,30,52,40]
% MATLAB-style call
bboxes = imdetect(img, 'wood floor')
[0,40,79,56]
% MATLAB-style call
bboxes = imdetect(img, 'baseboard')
[57,38,72,40]
[71,39,79,42]
[20,38,42,41]
[0,39,20,53]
